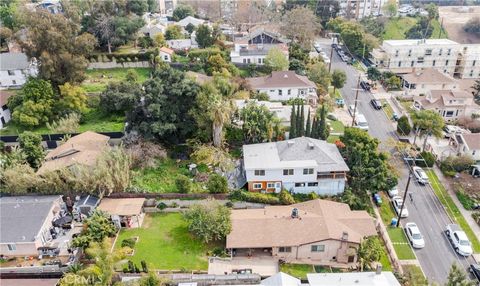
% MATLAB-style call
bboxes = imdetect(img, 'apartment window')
[311,245,325,252]
[470,70,474,77]
[279,247,292,253]
[287,89,291,95]
[12,80,16,85]
[267,182,275,188]
[254,170,265,176]
[247,59,251,64]
[295,182,305,187]
[445,111,454,117]
[7,70,14,76]
[445,60,449,66]
[439,49,443,56]
[258,58,261,64]
[408,50,412,57]
[303,168,314,175]
[283,169,294,175]
[398,61,402,67]
[473,60,476,66]
[253,183,262,189]
[7,244,16,251]
[164,56,168,61]
[307,182,318,187]
[243,59,247,64]
[395,50,399,57]
[278,89,283,96]
[425,49,432,56]
[433,60,436,67]
[411,61,414,67]
[417,57,424,64]
[270,90,275,92]
[447,49,451,55]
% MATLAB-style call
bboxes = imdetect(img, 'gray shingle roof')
[0,52,30,71]
[0,196,61,243]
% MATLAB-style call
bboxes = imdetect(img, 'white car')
[392,196,409,218]
[413,166,429,185]
[405,222,425,248]
[446,224,473,257]
[388,186,399,198]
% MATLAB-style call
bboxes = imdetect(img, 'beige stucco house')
[226,199,377,266]
[401,68,458,97]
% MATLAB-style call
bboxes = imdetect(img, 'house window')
[12,80,16,85]
[311,245,325,252]
[445,111,454,117]
[395,50,399,57]
[408,50,412,56]
[411,61,414,67]
[295,182,305,187]
[303,168,314,175]
[254,170,265,176]
[470,70,474,77]
[267,182,275,188]
[243,59,247,64]
[417,57,424,64]
[247,59,251,64]
[283,169,294,175]
[7,244,16,251]
[439,49,443,56]
[258,58,261,64]
[473,60,476,66]
[279,247,292,253]
[253,183,262,189]
[307,182,318,187]
[447,49,451,55]
[473,150,476,156]
[278,89,282,96]
[425,49,432,56]
[446,60,449,66]
[287,89,291,95]
[433,60,436,66]
[398,61,401,67]
[164,56,168,60]
[7,70,14,76]
[270,90,275,92]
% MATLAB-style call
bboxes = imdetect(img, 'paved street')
[320,41,476,283]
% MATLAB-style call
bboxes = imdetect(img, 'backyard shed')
[98,198,145,228]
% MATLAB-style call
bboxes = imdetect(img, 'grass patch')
[378,192,397,226]
[383,17,447,40]
[379,241,393,271]
[280,264,315,279]
[381,99,395,120]
[352,61,366,72]
[327,135,340,144]
[403,264,428,286]
[387,227,416,260]
[454,187,476,211]
[430,19,448,39]
[82,67,152,93]
[132,158,203,193]
[115,213,214,270]
[328,120,345,134]
[426,170,480,252]
[328,86,343,99]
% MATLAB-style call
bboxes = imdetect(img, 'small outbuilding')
[159,46,174,62]
[73,195,100,219]
[98,198,145,228]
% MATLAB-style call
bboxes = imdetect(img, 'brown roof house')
[98,198,145,228]
[247,71,317,104]
[226,199,377,267]
[401,68,459,97]
[159,46,174,63]
[413,90,480,122]
[37,131,110,174]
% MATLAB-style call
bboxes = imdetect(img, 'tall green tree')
[411,110,444,151]
[127,67,200,144]
[196,24,214,48]
[265,47,289,72]
[100,81,141,114]
[290,103,297,138]
[446,263,476,286]
[19,10,96,86]
[172,4,194,21]
[307,62,331,94]
[299,104,305,136]
[241,102,280,143]
[311,117,318,138]
[165,24,184,40]
[305,109,311,137]
[426,3,439,20]
[358,237,384,271]
[184,200,231,243]
[331,70,347,96]
[18,132,44,169]
[72,211,117,248]
[280,7,319,49]
[317,104,329,140]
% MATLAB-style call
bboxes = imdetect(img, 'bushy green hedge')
[187,47,225,62]
[229,190,281,205]
[416,151,435,168]
[121,238,136,249]
[440,155,475,176]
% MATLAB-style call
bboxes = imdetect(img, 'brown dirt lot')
[439,6,480,44]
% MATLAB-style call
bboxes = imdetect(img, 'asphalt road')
[321,42,475,283]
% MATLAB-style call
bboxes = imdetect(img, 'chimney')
[291,208,299,218]
[287,140,295,147]
[308,143,314,150]
[376,265,382,275]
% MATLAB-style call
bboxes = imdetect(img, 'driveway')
[208,256,279,276]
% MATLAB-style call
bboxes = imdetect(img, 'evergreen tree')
[305,109,311,137]
[311,117,318,138]
[299,104,305,136]
[296,104,302,137]
[318,104,330,140]
[290,103,296,138]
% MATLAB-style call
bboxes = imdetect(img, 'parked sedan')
[413,166,429,185]
[370,99,382,110]
[405,222,425,248]
[360,81,371,91]
[392,196,409,218]
[470,264,480,282]
[388,186,399,198]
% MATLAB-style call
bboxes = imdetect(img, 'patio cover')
[98,198,145,216]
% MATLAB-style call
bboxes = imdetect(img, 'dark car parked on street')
[360,81,371,91]
[370,99,382,110]
[470,264,480,282]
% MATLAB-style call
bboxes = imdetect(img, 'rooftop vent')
[308,142,314,150]
[291,208,299,219]
[342,231,348,240]
[287,140,295,147]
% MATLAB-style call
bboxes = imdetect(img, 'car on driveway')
[388,186,399,198]
[370,99,382,110]
[446,224,473,257]
[360,81,371,91]
[405,222,425,248]
[470,264,480,282]
[412,166,429,185]
[392,196,409,218]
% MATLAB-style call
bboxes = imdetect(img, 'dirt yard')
[439,6,480,44]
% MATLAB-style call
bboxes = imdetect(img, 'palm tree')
[212,98,233,147]
[411,110,444,151]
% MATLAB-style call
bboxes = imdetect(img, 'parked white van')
[355,114,369,131]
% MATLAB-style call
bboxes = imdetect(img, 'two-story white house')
[243,137,349,195]
[401,68,459,97]
[454,133,480,163]
[247,71,317,104]
[0,52,38,90]
[413,90,480,122]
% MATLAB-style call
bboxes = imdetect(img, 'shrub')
[416,151,435,168]
[121,238,136,249]
[212,247,227,257]
[141,260,148,273]
[156,202,167,210]
[440,155,475,174]
[279,190,296,205]
[472,212,480,225]
[225,201,233,208]
[175,175,192,193]
[207,173,229,194]
[456,190,476,210]
[229,190,281,205]
[397,115,411,135]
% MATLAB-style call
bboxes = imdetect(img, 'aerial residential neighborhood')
[1,0,480,286]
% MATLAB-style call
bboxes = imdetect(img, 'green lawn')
[383,17,447,40]
[387,227,416,260]
[327,135,340,144]
[280,264,315,279]
[328,120,345,134]
[403,264,428,286]
[82,67,152,93]
[381,100,395,120]
[115,213,213,270]
[352,61,366,72]
[378,192,397,225]
[132,158,204,193]
[328,86,343,99]
[426,170,480,252]
[379,242,393,271]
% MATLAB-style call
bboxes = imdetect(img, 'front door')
[275,182,281,193]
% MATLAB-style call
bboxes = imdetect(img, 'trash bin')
[390,218,398,226]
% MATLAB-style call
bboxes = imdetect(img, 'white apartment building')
[0,52,38,90]
[371,39,480,79]
[246,71,317,103]
[158,0,177,14]
[243,137,349,195]
[338,0,385,19]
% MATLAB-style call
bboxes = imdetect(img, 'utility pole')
[351,74,362,127]
[396,169,412,227]
[328,44,334,72]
